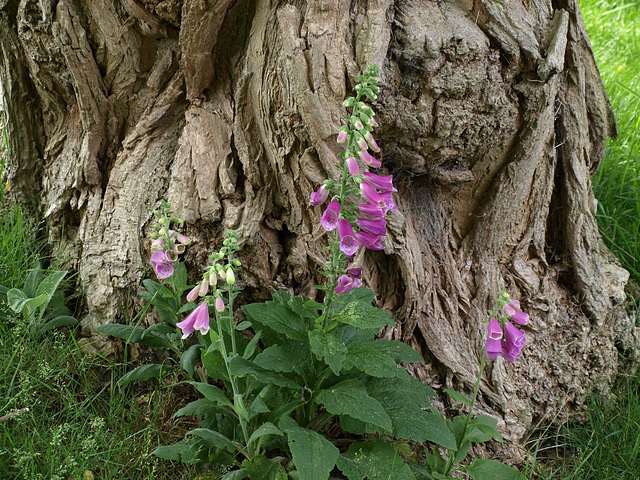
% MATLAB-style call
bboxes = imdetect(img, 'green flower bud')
[226,268,235,285]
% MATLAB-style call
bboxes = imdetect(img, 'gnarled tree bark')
[1,0,638,448]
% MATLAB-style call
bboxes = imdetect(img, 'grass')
[521,0,640,478]
[585,0,640,287]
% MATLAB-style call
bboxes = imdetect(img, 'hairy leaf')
[287,426,339,480]
[309,329,348,375]
[336,440,415,480]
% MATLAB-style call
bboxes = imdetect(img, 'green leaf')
[98,324,144,343]
[228,355,298,389]
[336,440,415,480]
[331,289,394,330]
[170,262,188,294]
[316,379,392,433]
[344,341,401,378]
[202,349,229,382]
[180,344,202,378]
[188,381,233,408]
[6,288,28,313]
[152,440,200,463]
[287,426,339,480]
[243,330,262,359]
[174,398,222,418]
[117,364,167,385]
[254,344,299,373]
[35,270,67,298]
[220,469,249,480]
[309,329,347,375]
[235,320,252,330]
[242,301,309,341]
[186,428,239,452]
[243,455,287,480]
[463,459,525,480]
[23,294,53,318]
[23,267,43,298]
[443,388,471,406]
[364,371,453,447]
[248,422,283,445]
[39,315,77,334]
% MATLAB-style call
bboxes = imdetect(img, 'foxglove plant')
[309,65,395,299]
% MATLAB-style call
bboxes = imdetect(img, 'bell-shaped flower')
[356,136,368,151]
[485,317,503,360]
[504,300,529,325]
[347,267,363,278]
[360,182,386,209]
[380,192,398,211]
[337,128,348,143]
[335,273,363,295]
[504,321,526,351]
[338,219,359,256]
[151,237,164,251]
[176,301,210,339]
[359,149,381,168]
[346,156,360,176]
[150,250,174,279]
[358,203,385,219]
[355,231,384,250]
[354,119,364,130]
[321,200,341,231]
[310,185,330,206]
[356,217,387,236]
[363,172,397,193]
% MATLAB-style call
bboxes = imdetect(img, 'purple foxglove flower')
[380,192,398,211]
[310,185,330,206]
[151,237,164,251]
[337,129,348,143]
[186,284,200,303]
[365,132,380,152]
[215,295,225,312]
[359,149,381,168]
[485,317,503,359]
[356,217,387,236]
[335,274,363,295]
[321,200,341,231]
[504,300,529,325]
[165,249,179,262]
[346,156,360,176]
[347,267,363,278]
[354,119,364,130]
[357,136,368,151]
[504,321,526,350]
[358,203,385,218]
[176,301,210,339]
[360,182,386,209]
[355,231,384,250]
[338,219,359,256]
[370,116,379,127]
[363,172,397,193]
[175,232,191,245]
[150,250,174,279]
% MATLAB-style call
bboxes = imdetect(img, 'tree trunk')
[1,0,637,446]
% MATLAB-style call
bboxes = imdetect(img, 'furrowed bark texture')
[1,0,638,446]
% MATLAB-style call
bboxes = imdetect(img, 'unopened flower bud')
[198,279,209,297]
[337,128,348,143]
[215,295,225,312]
[186,284,200,303]
[226,268,235,285]
[218,268,226,280]
[209,272,217,287]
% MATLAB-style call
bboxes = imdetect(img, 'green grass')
[585,0,640,287]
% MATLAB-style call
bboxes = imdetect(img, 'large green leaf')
[174,398,223,418]
[242,301,309,341]
[316,379,392,433]
[186,428,239,452]
[188,381,233,408]
[35,270,67,298]
[464,459,525,480]
[180,344,202,378]
[202,349,229,382]
[364,371,454,447]
[228,355,298,389]
[286,426,339,480]
[253,344,299,373]
[344,341,401,378]
[39,315,78,334]
[336,440,415,480]
[331,289,394,330]
[248,422,284,445]
[309,329,347,375]
[97,323,169,348]
[152,439,201,463]
[272,291,320,320]
[117,364,167,385]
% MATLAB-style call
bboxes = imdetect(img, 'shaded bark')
[1,0,638,446]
